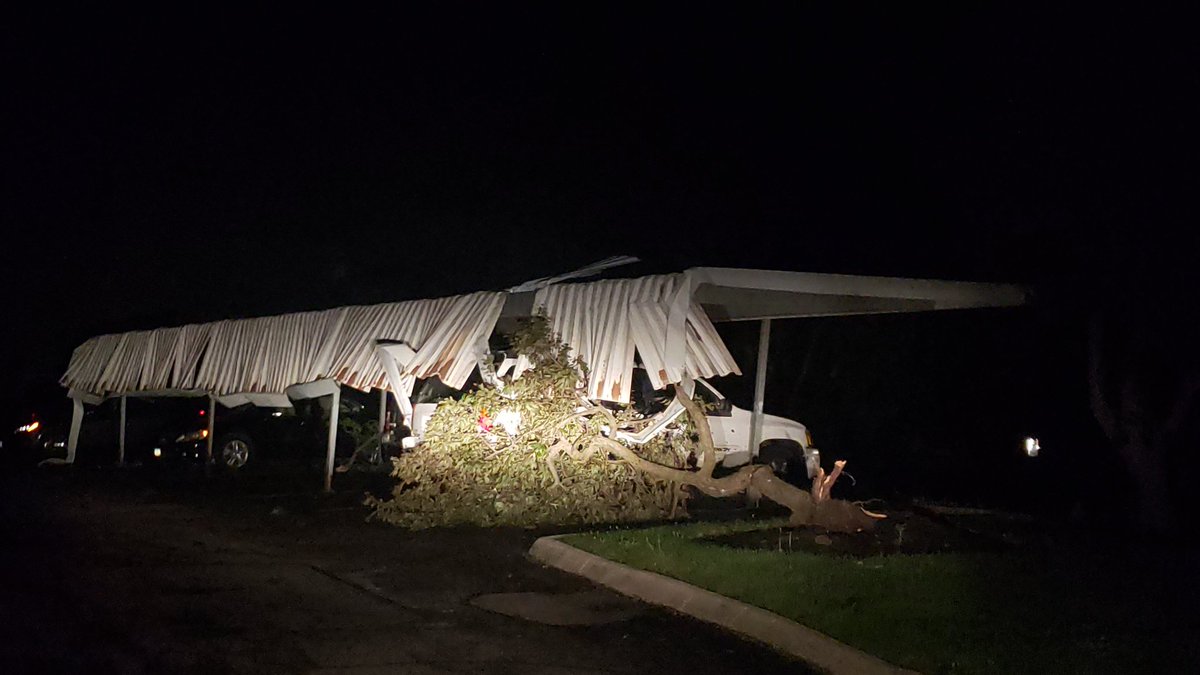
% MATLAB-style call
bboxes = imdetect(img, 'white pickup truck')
[402,372,820,481]
[614,376,820,480]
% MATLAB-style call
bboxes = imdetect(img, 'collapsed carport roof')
[61,291,508,402]
[63,266,1027,403]
[499,267,1027,322]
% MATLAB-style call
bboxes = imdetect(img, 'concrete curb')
[530,536,919,675]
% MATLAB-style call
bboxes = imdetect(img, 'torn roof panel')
[535,274,741,403]
[61,292,505,399]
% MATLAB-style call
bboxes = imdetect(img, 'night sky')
[3,5,1198,425]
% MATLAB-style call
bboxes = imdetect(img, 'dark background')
[3,5,1197,515]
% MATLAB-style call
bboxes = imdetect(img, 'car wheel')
[757,441,805,482]
[218,433,254,470]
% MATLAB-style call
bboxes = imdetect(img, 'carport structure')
[60,292,507,490]
[59,267,1025,490]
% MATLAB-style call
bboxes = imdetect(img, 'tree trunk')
[1121,439,1172,532]
[1088,315,1185,533]
[582,384,883,533]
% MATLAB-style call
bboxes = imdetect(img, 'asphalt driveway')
[0,467,811,674]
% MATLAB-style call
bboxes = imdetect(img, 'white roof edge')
[686,267,1028,309]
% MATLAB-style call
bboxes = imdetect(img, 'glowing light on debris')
[495,409,522,436]
[1024,437,1040,457]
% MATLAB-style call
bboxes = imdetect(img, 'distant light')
[272,411,284,417]
[153,448,162,458]
[199,409,206,416]
[16,421,40,433]
[1024,437,1040,457]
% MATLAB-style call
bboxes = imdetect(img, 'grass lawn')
[563,520,1200,674]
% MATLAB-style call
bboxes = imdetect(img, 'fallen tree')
[368,317,882,532]
[575,389,883,532]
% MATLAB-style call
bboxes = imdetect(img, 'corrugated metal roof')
[629,300,740,391]
[534,275,740,403]
[61,292,505,398]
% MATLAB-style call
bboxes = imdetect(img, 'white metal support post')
[205,394,215,464]
[66,397,84,464]
[324,386,341,492]
[118,395,127,465]
[748,318,771,459]
[378,388,388,459]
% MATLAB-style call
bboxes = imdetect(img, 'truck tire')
[756,440,805,483]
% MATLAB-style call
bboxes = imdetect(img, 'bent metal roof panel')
[62,292,505,398]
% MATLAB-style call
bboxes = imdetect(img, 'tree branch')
[545,439,570,488]
[813,459,846,502]
[673,382,717,479]
[1158,372,1200,446]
